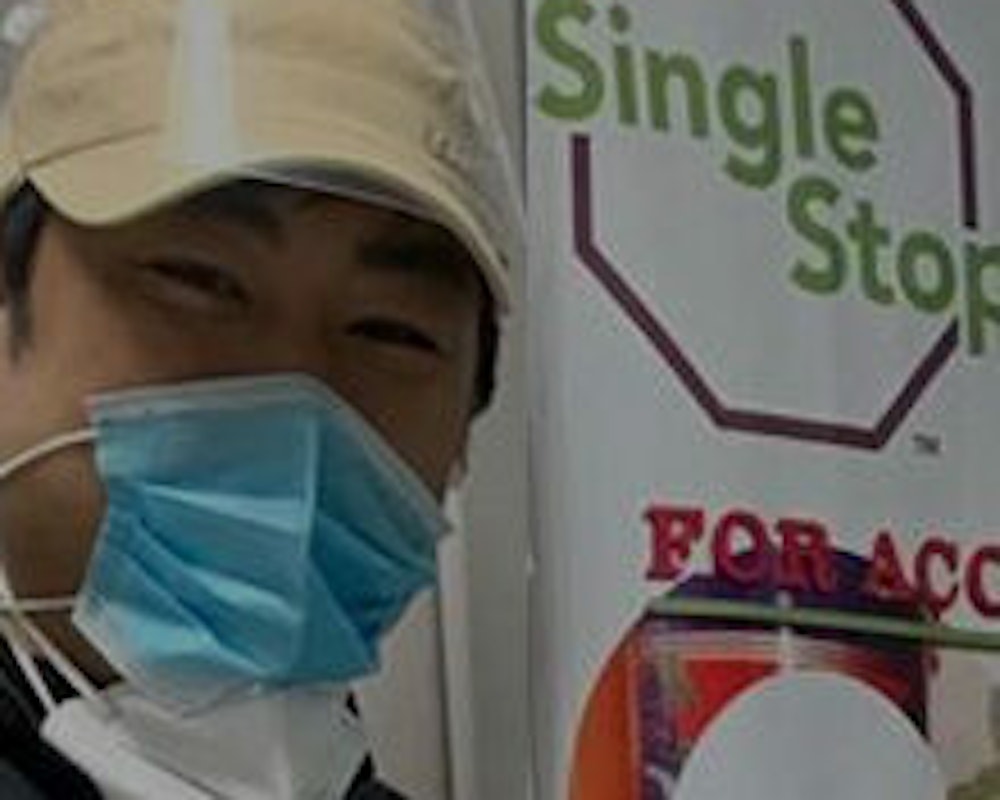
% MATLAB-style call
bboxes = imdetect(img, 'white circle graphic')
[673,671,947,800]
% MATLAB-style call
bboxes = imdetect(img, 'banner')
[527,1,1000,797]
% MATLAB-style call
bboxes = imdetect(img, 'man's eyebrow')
[173,185,286,248]
[357,235,477,294]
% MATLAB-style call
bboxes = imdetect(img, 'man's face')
[0,184,484,682]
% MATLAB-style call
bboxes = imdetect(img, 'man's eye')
[139,259,249,305]
[346,318,443,355]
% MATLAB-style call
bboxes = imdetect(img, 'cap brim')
[28,117,512,312]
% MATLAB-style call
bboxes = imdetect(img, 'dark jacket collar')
[0,641,103,799]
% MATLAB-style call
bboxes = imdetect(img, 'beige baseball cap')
[0,0,519,309]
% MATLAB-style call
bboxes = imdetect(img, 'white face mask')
[0,581,369,800]
[41,684,369,800]
[0,429,371,800]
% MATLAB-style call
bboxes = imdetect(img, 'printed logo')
[533,0,996,449]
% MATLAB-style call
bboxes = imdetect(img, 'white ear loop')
[0,586,108,714]
[11,607,108,712]
[0,614,57,711]
[0,430,96,482]
[0,427,106,714]
[0,567,62,711]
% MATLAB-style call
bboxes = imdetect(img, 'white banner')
[527,1,1000,798]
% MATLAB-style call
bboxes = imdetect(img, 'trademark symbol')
[913,433,943,456]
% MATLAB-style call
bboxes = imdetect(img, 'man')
[0,0,518,797]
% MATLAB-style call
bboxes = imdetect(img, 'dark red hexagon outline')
[571,0,976,451]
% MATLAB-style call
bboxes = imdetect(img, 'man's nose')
[225,315,343,391]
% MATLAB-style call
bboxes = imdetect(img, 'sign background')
[527,1,1000,797]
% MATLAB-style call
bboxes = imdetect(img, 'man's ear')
[447,458,466,491]
[448,434,470,490]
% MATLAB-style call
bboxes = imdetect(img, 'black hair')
[2,183,46,353]
[472,292,499,415]
[0,182,500,415]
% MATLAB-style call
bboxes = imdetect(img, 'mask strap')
[2,602,110,715]
[0,590,110,716]
[0,614,57,712]
[0,429,96,483]
[0,573,60,712]
[0,429,105,713]
[15,609,108,710]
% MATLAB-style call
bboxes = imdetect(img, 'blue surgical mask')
[1,374,450,711]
